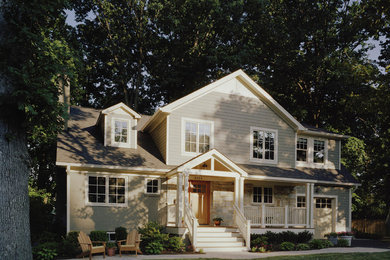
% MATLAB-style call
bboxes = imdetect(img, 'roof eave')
[298,129,350,140]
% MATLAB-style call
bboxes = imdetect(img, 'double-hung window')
[87,176,126,206]
[252,186,273,204]
[296,138,308,162]
[251,127,277,163]
[111,118,131,148]
[313,140,325,163]
[183,119,213,154]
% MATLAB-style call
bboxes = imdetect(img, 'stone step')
[199,246,248,252]
[197,236,244,242]
[197,232,242,238]
[197,241,245,248]
[197,227,238,233]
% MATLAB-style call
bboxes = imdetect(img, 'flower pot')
[107,247,116,256]
[328,236,338,245]
[214,220,221,226]
[339,236,352,246]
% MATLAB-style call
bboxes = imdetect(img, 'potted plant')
[213,217,223,226]
[106,242,117,256]
[324,232,338,245]
[337,231,354,246]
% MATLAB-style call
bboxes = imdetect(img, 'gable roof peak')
[142,69,306,131]
[101,102,141,119]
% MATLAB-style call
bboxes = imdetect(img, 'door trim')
[189,180,210,225]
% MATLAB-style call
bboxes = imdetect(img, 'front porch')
[162,150,317,251]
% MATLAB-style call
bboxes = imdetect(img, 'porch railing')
[184,203,198,249]
[233,203,251,250]
[244,205,307,227]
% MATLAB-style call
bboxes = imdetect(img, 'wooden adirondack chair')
[117,230,142,257]
[77,231,106,260]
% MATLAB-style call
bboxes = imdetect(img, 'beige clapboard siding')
[296,185,350,231]
[150,118,167,162]
[168,91,296,167]
[69,171,167,233]
[328,140,340,169]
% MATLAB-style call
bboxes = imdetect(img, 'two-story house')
[56,70,359,252]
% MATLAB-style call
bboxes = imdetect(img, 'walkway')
[67,239,390,259]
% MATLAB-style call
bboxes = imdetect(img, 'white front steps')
[196,227,248,252]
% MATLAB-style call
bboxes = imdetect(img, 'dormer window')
[114,120,128,143]
[111,118,131,148]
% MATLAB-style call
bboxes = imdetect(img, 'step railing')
[233,203,250,250]
[184,203,198,249]
[244,205,307,227]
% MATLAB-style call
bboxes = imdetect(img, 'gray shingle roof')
[56,106,173,170]
[239,164,359,184]
[57,106,358,185]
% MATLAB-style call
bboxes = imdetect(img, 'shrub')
[59,231,80,257]
[89,231,108,243]
[251,236,268,248]
[115,226,128,241]
[33,242,59,260]
[309,239,325,249]
[138,222,170,254]
[257,246,266,252]
[337,238,350,247]
[280,241,295,251]
[165,236,184,252]
[297,231,313,243]
[251,247,257,252]
[296,243,310,251]
[322,240,333,248]
[145,241,164,254]
[33,248,57,260]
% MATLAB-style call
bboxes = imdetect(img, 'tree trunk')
[0,6,33,259]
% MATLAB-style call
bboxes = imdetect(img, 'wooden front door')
[189,181,210,225]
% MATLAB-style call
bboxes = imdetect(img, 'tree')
[0,0,79,257]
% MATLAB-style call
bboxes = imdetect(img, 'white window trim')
[144,178,161,195]
[296,137,308,163]
[296,137,329,168]
[85,174,128,207]
[296,194,307,208]
[107,231,116,242]
[251,185,275,205]
[249,127,278,164]
[111,117,131,148]
[181,117,214,156]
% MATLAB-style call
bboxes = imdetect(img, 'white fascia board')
[246,175,360,186]
[298,130,350,140]
[169,149,248,177]
[101,102,141,118]
[140,109,167,132]
[236,72,305,131]
[56,162,169,173]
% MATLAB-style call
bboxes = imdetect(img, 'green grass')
[153,251,390,260]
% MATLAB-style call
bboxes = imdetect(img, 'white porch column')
[239,177,244,211]
[261,204,265,228]
[306,183,310,228]
[234,177,239,205]
[183,171,189,207]
[176,173,183,227]
[310,183,314,228]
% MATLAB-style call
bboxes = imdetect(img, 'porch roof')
[239,164,359,185]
